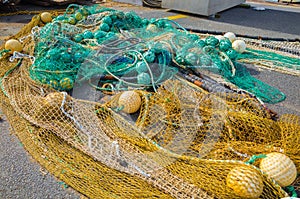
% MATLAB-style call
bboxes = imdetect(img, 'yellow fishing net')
[0,6,299,199]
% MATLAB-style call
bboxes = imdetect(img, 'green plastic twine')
[285,185,298,198]
[0,49,10,57]
[238,48,300,71]
[245,154,267,164]
[58,181,69,189]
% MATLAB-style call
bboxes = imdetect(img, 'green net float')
[96,38,105,44]
[185,52,199,66]
[50,79,59,89]
[73,52,84,63]
[60,52,72,63]
[110,14,117,21]
[141,18,149,27]
[47,48,59,59]
[74,12,83,21]
[102,16,112,26]
[137,72,151,85]
[143,50,156,63]
[219,39,232,52]
[124,12,134,20]
[106,32,116,37]
[164,22,173,30]
[187,34,199,41]
[203,46,217,55]
[205,36,219,47]
[68,17,76,25]
[149,18,156,24]
[83,30,94,39]
[73,34,83,43]
[226,49,238,60]
[62,19,69,24]
[80,7,90,16]
[156,20,165,28]
[105,32,117,41]
[54,15,65,21]
[99,23,110,32]
[195,39,206,48]
[175,53,185,64]
[119,23,129,31]
[132,14,141,23]
[116,12,125,19]
[94,30,107,39]
[135,61,148,73]
[60,77,74,90]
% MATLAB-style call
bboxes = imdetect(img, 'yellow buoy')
[260,152,297,187]
[36,92,70,119]
[118,91,141,114]
[5,39,23,53]
[41,12,52,23]
[226,165,264,199]
[44,92,63,107]
[60,77,74,90]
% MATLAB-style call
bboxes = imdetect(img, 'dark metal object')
[0,0,21,12]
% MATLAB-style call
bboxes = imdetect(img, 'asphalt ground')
[0,1,299,198]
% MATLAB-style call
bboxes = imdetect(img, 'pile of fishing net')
[1,4,300,199]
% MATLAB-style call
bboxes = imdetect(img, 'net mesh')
[1,4,300,199]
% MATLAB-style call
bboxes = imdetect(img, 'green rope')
[238,48,300,71]
[285,185,298,198]
[0,49,10,57]
[113,105,124,112]
[245,154,267,164]
[58,181,69,189]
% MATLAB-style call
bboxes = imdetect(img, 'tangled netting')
[23,4,289,104]
[1,4,300,199]
[237,38,300,76]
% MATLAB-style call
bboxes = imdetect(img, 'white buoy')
[224,32,236,42]
[232,40,247,53]
[215,35,225,41]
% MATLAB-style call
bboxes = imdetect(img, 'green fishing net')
[27,4,286,104]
